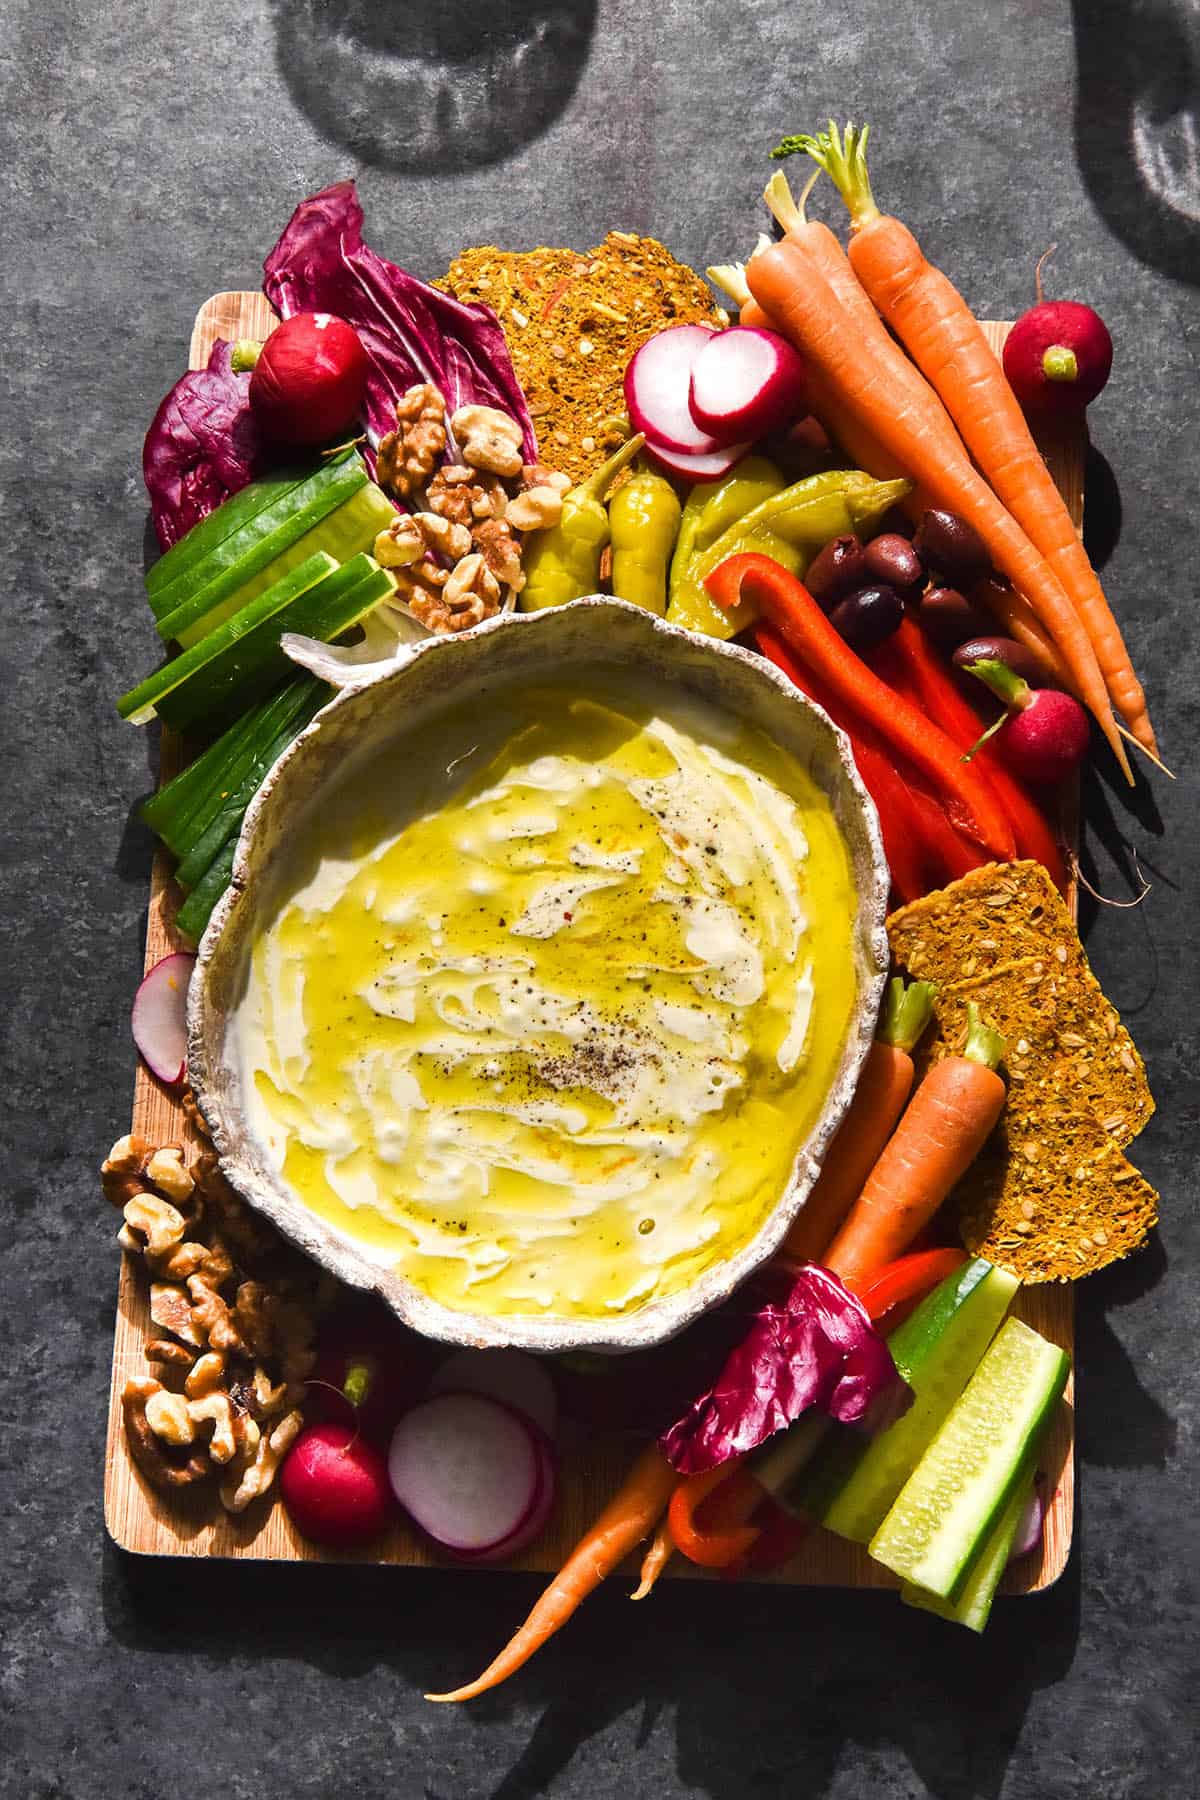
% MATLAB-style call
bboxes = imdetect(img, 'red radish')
[131,951,195,1084]
[250,312,370,446]
[429,1348,558,1441]
[644,436,752,483]
[962,657,1090,783]
[387,1391,544,1557]
[1002,300,1112,418]
[623,325,721,454]
[1008,1479,1046,1562]
[456,1437,557,1564]
[279,1422,395,1547]
[688,326,807,445]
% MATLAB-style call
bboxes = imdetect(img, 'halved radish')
[458,1436,557,1564]
[624,325,721,454]
[644,437,752,483]
[131,951,196,1084]
[387,1391,542,1557]
[688,326,807,445]
[429,1348,558,1441]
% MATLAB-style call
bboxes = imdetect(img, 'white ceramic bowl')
[188,599,890,1353]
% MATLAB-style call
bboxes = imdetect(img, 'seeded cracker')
[437,234,724,483]
[887,861,1158,1281]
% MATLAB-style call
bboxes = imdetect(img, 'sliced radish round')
[624,325,721,453]
[131,952,196,1084]
[387,1391,542,1556]
[458,1437,557,1564]
[1008,1479,1046,1562]
[688,325,807,445]
[429,1348,558,1441]
[644,437,752,483]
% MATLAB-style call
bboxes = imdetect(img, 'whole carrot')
[782,976,937,1264]
[824,1002,1006,1292]
[800,122,1156,759]
[425,1443,675,1703]
[709,554,1017,859]
[744,232,1133,782]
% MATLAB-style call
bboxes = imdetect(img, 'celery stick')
[176,836,238,944]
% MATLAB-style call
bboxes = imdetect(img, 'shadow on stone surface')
[1072,0,1200,287]
[271,0,598,175]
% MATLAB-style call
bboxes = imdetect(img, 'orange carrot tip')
[880,976,938,1054]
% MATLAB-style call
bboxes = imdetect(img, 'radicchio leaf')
[659,1264,908,1475]
[143,341,267,550]
[262,180,537,460]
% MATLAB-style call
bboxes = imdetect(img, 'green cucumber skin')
[869,1319,1069,1599]
[118,553,337,723]
[901,1457,1037,1632]
[790,1259,1019,1536]
[156,556,389,735]
[154,455,366,644]
[163,477,395,651]
[146,464,322,600]
[172,685,326,887]
[176,835,239,943]
[142,679,320,856]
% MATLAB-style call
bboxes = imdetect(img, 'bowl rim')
[188,596,890,1354]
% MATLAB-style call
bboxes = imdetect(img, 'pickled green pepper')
[520,434,646,611]
[608,465,682,614]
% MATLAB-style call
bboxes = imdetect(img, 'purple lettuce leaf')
[143,341,268,550]
[262,179,536,461]
[659,1264,908,1475]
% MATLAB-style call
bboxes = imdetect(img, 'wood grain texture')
[105,302,1075,1594]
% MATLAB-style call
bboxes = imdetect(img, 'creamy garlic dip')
[236,679,858,1321]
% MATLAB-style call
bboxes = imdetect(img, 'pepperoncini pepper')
[520,434,646,611]
[608,463,682,614]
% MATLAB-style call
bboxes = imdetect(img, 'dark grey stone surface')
[2,1,1197,1794]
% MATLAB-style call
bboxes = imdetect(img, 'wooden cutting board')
[104,296,1075,1591]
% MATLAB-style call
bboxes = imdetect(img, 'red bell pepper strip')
[902,784,987,881]
[872,616,1068,892]
[719,1499,811,1579]
[668,1463,764,1567]
[710,556,1016,861]
[756,625,927,903]
[858,1247,968,1324]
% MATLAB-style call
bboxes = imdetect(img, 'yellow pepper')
[608,467,682,614]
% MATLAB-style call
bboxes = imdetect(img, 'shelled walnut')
[103,1110,321,1513]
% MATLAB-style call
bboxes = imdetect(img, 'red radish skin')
[1002,301,1113,418]
[250,312,370,446]
[623,325,721,454]
[964,657,1090,784]
[644,437,752,483]
[131,951,196,1084]
[457,1438,558,1564]
[688,326,807,445]
[279,1422,395,1547]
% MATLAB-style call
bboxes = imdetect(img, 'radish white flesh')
[460,1438,557,1563]
[644,437,752,483]
[688,326,807,445]
[387,1391,541,1555]
[131,952,196,1084]
[624,325,721,453]
[429,1348,558,1441]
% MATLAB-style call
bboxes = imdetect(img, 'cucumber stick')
[146,464,321,600]
[176,835,239,944]
[159,477,396,649]
[869,1317,1069,1599]
[118,554,338,724]
[154,452,366,644]
[809,1259,1019,1543]
[157,554,393,733]
[900,1461,1037,1633]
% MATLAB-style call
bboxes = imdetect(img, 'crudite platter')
[104,122,1160,1695]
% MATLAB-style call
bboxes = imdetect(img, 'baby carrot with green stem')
[743,222,1133,782]
[797,121,1157,761]
[823,1003,1007,1294]
[425,1442,675,1703]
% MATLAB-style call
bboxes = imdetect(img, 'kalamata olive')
[952,635,1056,688]
[913,509,992,586]
[829,583,904,653]
[917,585,994,651]
[863,531,925,594]
[805,534,866,608]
